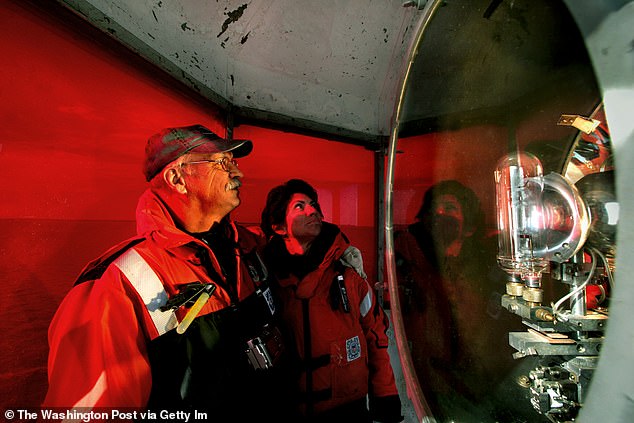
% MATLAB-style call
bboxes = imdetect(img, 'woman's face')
[432,194,464,225]
[283,192,323,245]
[426,194,465,249]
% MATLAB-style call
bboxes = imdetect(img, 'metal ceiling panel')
[56,0,421,143]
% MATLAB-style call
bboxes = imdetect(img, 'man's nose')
[228,165,243,178]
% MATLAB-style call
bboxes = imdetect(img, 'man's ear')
[273,223,287,236]
[163,167,187,194]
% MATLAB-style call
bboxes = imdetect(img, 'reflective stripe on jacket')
[43,189,270,411]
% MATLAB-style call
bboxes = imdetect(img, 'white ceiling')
[55,0,602,151]
[56,0,423,145]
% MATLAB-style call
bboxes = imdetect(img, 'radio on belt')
[245,324,285,370]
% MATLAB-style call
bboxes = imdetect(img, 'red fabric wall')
[0,1,376,410]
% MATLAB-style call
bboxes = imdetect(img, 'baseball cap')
[143,124,253,181]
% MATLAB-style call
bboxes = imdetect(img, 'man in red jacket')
[43,124,295,421]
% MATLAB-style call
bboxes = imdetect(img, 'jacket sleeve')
[349,269,399,398]
[43,266,152,409]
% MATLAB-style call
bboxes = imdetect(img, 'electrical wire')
[551,248,597,320]
[592,247,615,292]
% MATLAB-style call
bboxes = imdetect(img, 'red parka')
[263,222,400,419]
[43,189,275,414]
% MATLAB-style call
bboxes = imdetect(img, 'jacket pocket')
[329,335,369,399]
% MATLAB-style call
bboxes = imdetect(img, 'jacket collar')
[266,222,349,296]
[135,188,240,253]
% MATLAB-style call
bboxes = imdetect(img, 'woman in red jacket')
[260,179,403,423]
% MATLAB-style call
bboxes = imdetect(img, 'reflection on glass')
[394,180,530,422]
[387,0,606,422]
[488,105,615,422]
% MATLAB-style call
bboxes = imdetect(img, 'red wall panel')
[0,0,376,411]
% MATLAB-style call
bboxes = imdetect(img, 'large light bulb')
[495,152,547,283]
[495,151,590,284]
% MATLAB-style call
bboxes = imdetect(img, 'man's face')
[284,193,323,245]
[180,152,243,217]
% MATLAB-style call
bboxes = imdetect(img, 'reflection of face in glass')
[425,194,464,252]
[284,193,323,246]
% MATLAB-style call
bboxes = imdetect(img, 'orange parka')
[43,189,285,420]
[263,222,400,418]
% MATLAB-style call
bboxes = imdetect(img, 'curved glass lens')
[386,1,604,422]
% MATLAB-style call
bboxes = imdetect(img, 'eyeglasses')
[181,157,238,172]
